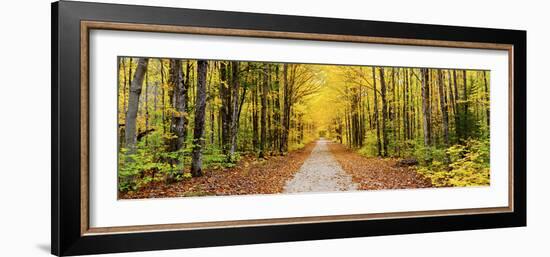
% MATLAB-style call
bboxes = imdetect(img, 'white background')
[90,30,509,227]
[0,0,547,256]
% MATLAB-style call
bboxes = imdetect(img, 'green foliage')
[398,139,420,158]
[356,129,379,157]
[118,131,243,191]
[356,146,371,157]
[354,129,490,188]
[289,142,305,152]
[203,146,239,168]
[417,139,490,187]
[119,131,185,191]
[413,145,446,165]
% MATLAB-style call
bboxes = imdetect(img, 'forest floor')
[119,139,433,200]
[283,139,358,193]
[119,143,315,199]
[328,143,434,190]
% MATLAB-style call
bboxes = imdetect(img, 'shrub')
[417,139,490,187]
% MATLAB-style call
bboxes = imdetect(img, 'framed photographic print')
[51,1,526,256]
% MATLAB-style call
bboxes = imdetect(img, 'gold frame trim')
[80,20,514,236]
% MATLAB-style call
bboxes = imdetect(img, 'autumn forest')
[117,57,491,199]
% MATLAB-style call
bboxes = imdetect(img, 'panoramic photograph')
[117,57,491,199]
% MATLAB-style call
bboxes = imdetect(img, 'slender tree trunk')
[350,101,356,147]
[209,79,215,145]
[218,107,222,148]
[345,108,351,147]
[205,62,215,146]
[120,58,127,121]
[144,68,149,146]
[124,58,148,154]
[447,70,456,117]
[438,70,450,145]
[452,70,461,140]
[228,61,240,159]
[429,71,437,145]
[191,60,208,177]
[403,69,410,140]
[421,68,432,147]
[447,70,457,138]
[273,64,281,152]
[280,64,290,154]
[482,71,490,127]
[252,84,259,150]
[125,58,133,117]
[219,62,230,154]
[462,70,469,138]
[372,67,382,156]
[393,68,400,154]
[119,59,126,149]
[259,64,269,158]
[365,81,372,130]
[379,67,388,157]
[160,59,166,133]
[267,69,274,153]
[182,62,192,145]
[412,73,417,138]
[337,118,343,144]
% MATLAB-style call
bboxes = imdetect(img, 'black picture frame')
[52,1,526,256]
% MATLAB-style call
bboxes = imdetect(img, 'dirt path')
[283,139,358,193]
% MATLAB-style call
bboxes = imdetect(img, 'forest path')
[283,139,358,193]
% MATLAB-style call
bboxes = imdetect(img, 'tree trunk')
[482,71,490,127]
[119,59,127,149]
[169,60,189,152]
[209,65,216,145]
[219,62,231,154]
[462,70,468,137]
[345,108,351,147]
[191,60,208,177]
[403,69,410,140]
[273,64,281,152]
[438,70,450,145]
[259,64,269,158]
[160,59,166,133]
[365,81,372,130]
[228,61,240,159]
[182,62,192,145]
[421,68,432,147]
[125,58,133,117]
[447,70,457,117]
[372,67,382,157]
[280,64,290,154]
[452,70,461,140]
[120,58,127,120]
[251,83,258,150]
[393,68,400,154]
[144,68,149,145]
[337,119,343,144]
[124,58,148,154]
[447,70,457,137]
[358,83,364,147]
[379,67,388,157]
